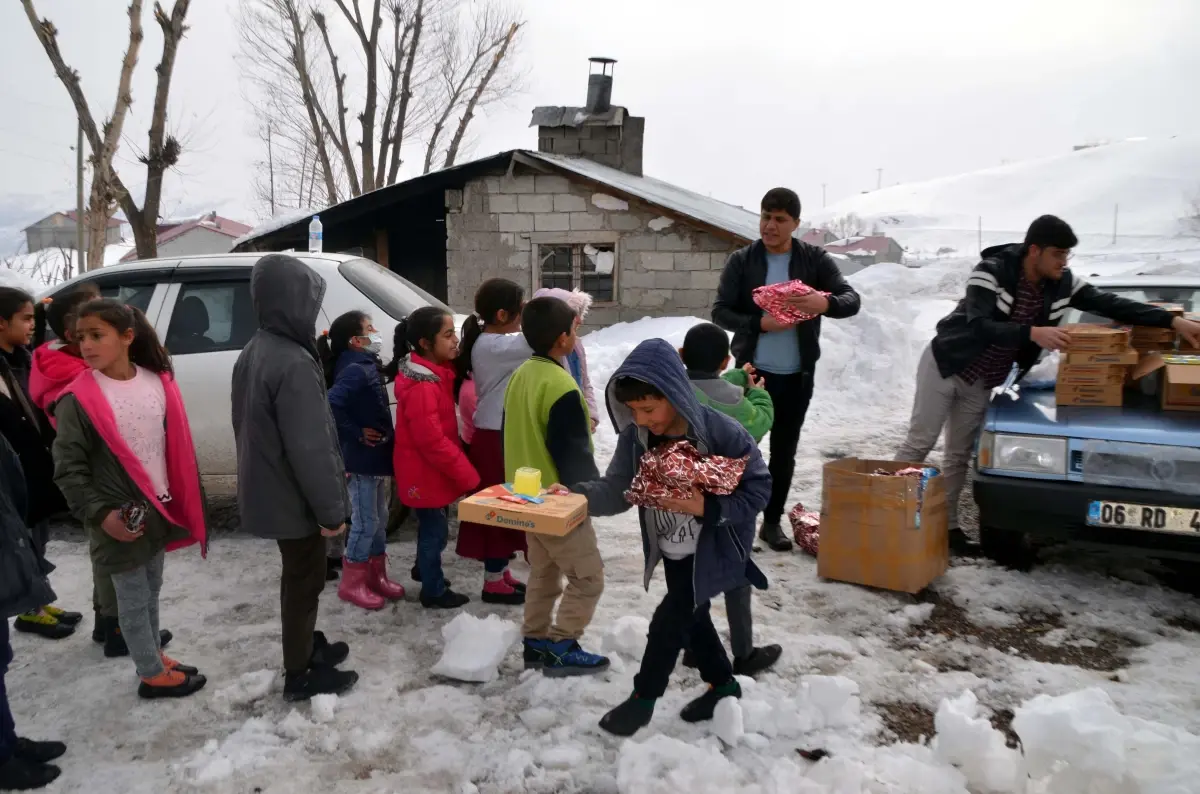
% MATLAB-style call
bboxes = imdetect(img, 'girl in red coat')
[386,306,480,609]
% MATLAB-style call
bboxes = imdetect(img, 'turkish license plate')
[1087,501,1200,535]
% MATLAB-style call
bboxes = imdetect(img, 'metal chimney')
[585,57,616,113]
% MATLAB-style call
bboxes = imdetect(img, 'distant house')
[120,213,252,262]
[800,228,838,246]
[22,211,123,253]
[823,235,904,266]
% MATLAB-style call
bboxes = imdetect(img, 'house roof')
[232,150,760,251]
[22,211,123,232]
[824,235,897,255]
[800,228,834,244]
[120,214,252,262]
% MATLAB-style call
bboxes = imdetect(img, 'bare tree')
[2,245,76,287]
[22,1,192,264]
[826,213,868,241]
[1186,191,1200,237]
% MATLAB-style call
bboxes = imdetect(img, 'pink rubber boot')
[481,578,525,605]
[367,555,407,601]
[338,561,386,610]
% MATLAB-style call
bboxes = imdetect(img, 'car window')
[338,257,450,320]
[1067,287,1200,325]
[165,281,256,354]
[100,283,156,314]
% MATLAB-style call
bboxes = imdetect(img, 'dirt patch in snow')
[875,701,935,744]
[988,707,1022,749]
[1165,614,1200,634]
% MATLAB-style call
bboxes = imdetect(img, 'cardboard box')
[1056,363,1127,385]
[818,459,947,594]
[1055,382,1124,406]
[1149,302,1187,317]
[1134,354,1200,412]
[457,484,588,537]
[1065,348,1139,366]
[1062,324,1130,353]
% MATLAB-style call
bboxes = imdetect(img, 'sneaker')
[42,606,82,626]
[758,521,793,552]
[137,669,207,699]
[161,653,200,676]
[502,570,526,593]
[0,756,60,790]
[523,638,549,669]
[420,588,470,609]
[599,693,656,737]
[283,666,359,701]
[733,645,782,677]
[104,625,173,658]
[481,579,525,605]
[680,679,741,723]
[411,565,451,588]
[310,631,349,669]
[542,640,610,678]
[13,738,66,764]
[13,611,74,640]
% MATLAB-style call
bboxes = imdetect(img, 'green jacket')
[503,355,599,488]
[52,394,188,576]
[689,369,775,443]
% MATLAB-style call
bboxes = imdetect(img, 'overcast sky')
[2,0,1197,252]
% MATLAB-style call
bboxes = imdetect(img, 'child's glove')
[625,440,749,509]
[753,280,830,325]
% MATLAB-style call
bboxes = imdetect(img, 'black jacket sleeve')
[712,249,760,334]
[545,392,599,488]
[1069,276,1174,328]
[811,250,862,319]
[964,260,1031,347]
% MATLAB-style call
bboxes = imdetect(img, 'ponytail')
[454,315,484,399]
[385,305,449,381]
[454,278,524,397]
[318,310,369,388]
[33,300,50,348]
[75,298,173,376]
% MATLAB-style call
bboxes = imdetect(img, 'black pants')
[633,555,733,700]
[760,370,814,523]
[277,533,327,674]
[0,620,14,764]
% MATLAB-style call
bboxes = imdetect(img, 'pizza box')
[1055,382,1123,407]
[1062,324,1130,353]
[1056,363,1128,386]
[458,484,588,537]
[1065,348,1139,366]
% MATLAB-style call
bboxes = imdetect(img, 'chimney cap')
[589,56,616,73]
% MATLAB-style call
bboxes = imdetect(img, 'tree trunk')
[444,22,519,169]
[386,0,424,185]
[85,181,110,271]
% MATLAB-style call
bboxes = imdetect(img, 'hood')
[251,254,326,352]
[533,287,592,319]
[334,348,381,378]
[606,339,709,448]
[691,376,743,407]
[30,343,87,412]
[981,243,1021,260]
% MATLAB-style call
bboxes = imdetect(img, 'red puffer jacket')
[393,353,480,508]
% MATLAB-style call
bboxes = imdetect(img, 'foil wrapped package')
[752,279,831,325]
[788,502,820,557]
[625,440,749,509]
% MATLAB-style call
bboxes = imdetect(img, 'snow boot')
[137,669,207,699]
[420,588,470,610]
[13,739,66,765]
[326,557,341,582]
[758,520,793,552]
[680,679,741,723]
[733,645,783,677]
[410,564,451,588]
[13,611,73,640]
[541,640,610,678]
[92,613,110,643]
[0,756,60,791]
[310,631,349,669]
[599,694,656,737]
[337,560,386,610]
[41,606,82,626]
[161,653,200,676]
[481,579,525,605]
[503,570,526,593]
[284,666,359,701]
[522,638,548,669]
[105,623,172,658]
[367,555,406,601]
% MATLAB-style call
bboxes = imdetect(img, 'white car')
[41,252,447,495]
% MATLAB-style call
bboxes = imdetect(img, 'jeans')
[345,475,390,563]
[634,555,733,700]
[277,533,327,674]
[111,551,166,679]
[0,620,15,763]
[760,370,814,523]
[415,508,449,599]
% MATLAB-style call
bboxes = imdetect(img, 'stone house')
[823,235,905,266]
[22,211,123,253]
[121,213,252,262]
[233,58,761,326]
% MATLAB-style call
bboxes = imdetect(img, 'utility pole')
[75,122,85,274]
[977,216,983,253]
[822,183,827,208]
[1112,204,1119,244]
[876,168,883,190]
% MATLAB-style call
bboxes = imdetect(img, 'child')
[565,338,771,736]
[51,299,209,699]
[232,254,357,702]
[319,311,405,611]
[505,296,609,677]
[0,287,78,640]
[678,321,782,677]
[454,278,531,605]
[388,306,479,609]
[532,288,598,430]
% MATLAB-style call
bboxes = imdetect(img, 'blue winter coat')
[328,350,395,476]
[573,339,771,608]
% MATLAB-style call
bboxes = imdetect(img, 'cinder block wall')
[445,169,742,327]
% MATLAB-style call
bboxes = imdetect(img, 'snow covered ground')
[8,247,1200,793]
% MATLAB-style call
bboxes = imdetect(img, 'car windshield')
[1066,286,1200,325]
[337,258,450,320]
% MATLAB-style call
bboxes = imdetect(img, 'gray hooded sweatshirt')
[231,254,350,540]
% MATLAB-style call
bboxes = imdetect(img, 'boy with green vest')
[503,296,609,677]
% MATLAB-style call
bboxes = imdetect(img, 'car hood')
[986,388,1200,446]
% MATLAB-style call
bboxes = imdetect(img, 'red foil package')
[752,280,831,325]
[788,502,820,556]
[625,440,749,509]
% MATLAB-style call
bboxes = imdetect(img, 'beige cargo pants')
[522,519,604,642]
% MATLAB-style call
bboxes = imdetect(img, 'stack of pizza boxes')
[1055,325,1134,407]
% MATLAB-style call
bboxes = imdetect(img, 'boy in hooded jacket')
[563,339,772,737]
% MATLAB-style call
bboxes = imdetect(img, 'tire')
[979,524,1037,571]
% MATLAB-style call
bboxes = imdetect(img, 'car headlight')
[988,433,1067,475]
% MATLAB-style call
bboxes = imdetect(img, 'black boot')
[420,588,470,609]
[599,694,656,737]
[105,623,173,658]
[92,613,110,644]
[284,666,359,701]
[310,631,349,669]
[0,756,60,790]
[410,565,451,588]
[680,679,741,723]
[326,557,342,581]
[14,739,66,765]
[758,521,793,552]
[733,645,782,677]
[681,649,698,669]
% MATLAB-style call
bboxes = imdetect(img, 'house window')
[537,243,615,302]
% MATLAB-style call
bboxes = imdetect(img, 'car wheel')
[979,524,1037,572]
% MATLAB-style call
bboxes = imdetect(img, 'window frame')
[530,231,619,306]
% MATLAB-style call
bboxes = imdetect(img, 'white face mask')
[359,333,383,355]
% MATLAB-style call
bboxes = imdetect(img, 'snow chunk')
[310,693,337,723]
[539,742,588,769]
[234,206,319,247]
[431,613,519,683]
[592,193,629,212]
[803,675,861,729]
[277,709,313,739]
[411,729,467,775]
[712,698,744,746]
[648,216,674,231]
[519,706,558,732]
[617,734,742,794]
[601,615,649,660]
[210,669,277,714]
[177,718,285,784]
[933,691,1021,792]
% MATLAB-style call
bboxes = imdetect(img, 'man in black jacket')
[712,188,862,551]
[896,215,1200,550]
